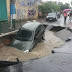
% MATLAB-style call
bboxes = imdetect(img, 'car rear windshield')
[16,30,33,41]
[48,13,56,16]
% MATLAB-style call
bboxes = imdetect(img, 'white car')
[46,13,58,21]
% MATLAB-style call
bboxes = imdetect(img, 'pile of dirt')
[0,43,4,48]
[0,46,38,62]
[54,29,72,41]
[0,31,64,62]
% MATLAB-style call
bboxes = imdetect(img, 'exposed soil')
[0,30,64,62]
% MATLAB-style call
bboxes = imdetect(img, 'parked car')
[10,21,46,53]
[46,12,58,21]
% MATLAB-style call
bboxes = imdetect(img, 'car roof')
[22,22,41,31]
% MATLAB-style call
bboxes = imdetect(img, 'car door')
[33,25,45,48]
[33,25,41,48]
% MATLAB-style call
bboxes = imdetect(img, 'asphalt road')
[1,15,72,72]
[2,53,72,72]
[44,15,72,29]
[2,40,72,72]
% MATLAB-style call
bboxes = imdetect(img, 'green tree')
[38,1,60,16]
[64,3,70,9]
[58,2,70,10]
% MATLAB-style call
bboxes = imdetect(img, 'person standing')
[69,11,72,23]
[63,11,67,23]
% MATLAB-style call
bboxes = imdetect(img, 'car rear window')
[48,13,56,16]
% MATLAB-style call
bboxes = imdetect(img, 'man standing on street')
[63,11,67,24]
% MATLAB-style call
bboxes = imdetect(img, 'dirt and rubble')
[0,30,64,62]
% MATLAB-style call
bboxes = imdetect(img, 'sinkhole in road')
[47,25,65,32]
[47,25,72,42]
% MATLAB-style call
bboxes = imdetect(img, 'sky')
[42,0,71,4]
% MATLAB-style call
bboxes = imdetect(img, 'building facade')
[15,0,38,20]
[0,0,9,21]
[0,0,39,21]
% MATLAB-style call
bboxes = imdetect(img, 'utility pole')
[10,0,16,30]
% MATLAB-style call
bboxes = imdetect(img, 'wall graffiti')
[20,0,26,6]
[16,0,38,6]
[28,9,36,17]
[27,0,39,6]
[17,9,26,19]
[16,0,38,20]
[17,9,20,18]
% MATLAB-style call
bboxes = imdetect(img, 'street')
[44,15,72,28]
[0,0,72,72]
[0,15,72,62]
[0,30,64,61]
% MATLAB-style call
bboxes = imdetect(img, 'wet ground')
[52,40,72,54]
[1,29,72,72]
[31,30,64,58]
[0,15,71,33]
[0,30,64,61]
[1,14,72,62]
[1,38,72,72]
[1,15,72,72]
[2,53,72,72]
[0,15,71,62]
[43,15,72,29]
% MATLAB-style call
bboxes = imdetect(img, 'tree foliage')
[38,1,70,15]
[38,1,60,15]
[58,2,70,10]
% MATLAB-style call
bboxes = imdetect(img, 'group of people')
[63,11,72,23]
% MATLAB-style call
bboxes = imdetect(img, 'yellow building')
[7,0,10,21]
[15,0,38,20]
[0,0,38,21]
[7,0,38,20]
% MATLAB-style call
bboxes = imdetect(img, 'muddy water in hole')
[0,31,64,61]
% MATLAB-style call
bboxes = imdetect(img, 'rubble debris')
[52,41,72,54]
[54,29,72,41]
[49,26,65,32]
[1,39,10,45]
[2,53,72,72]
[46,25,54,30]
[0,61,19,68]
[0,31,64,62]
[67,36,72,41]
[0,43,4,48]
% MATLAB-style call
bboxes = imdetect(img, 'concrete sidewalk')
[0,18,45,34]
